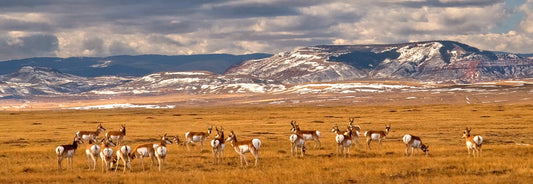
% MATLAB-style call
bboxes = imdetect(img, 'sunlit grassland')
[0,104,532,183]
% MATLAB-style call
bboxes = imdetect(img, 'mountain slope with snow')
[0,40,532,100]
[227,41,533,84]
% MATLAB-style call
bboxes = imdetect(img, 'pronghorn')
[347,118,361,148]
[155,134,172,172]
[290,121,321,148]
[99,137,116,172]
[172,135,184,146]
[76,123,106,143]
[112,145,132,173]
[56,137,83,170]
[184,125,213,151]
[226,131,261,167]
[85,138,101,170]
[289,132,306,157]
[106,124,126,145]
[331,125,353,157]
[130,143,157,171]
[210,126,226,164]
[463,127,483,157]
[402,134,429,157]
[364,124,391,150]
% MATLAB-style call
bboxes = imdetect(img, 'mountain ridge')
[1,40,532,99]
[0,53,272,77]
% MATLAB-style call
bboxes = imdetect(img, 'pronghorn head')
[88,137,98,145]
[385,124,391,134]
[207,125,213,135]
[161,133,172,145]
[226,131,237,143]
[331,125,340,133]
[73,136,83,145]
[215,126,224,139]
[421,144,429,156]
[110,154,119,168]
[120,124,126,133]
[172,135,184,145]
[101,137,116,147]
[349,117,355,125]
[462,127,472,138]
[290,120,297,132]
[97,123,106,132]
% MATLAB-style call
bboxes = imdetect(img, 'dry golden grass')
[0,104,532,183]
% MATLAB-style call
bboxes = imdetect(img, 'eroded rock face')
[226,41,533,84]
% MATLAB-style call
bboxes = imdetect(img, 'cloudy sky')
[0,0,532,61]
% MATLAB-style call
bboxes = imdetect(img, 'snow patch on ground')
[68,103,175,110]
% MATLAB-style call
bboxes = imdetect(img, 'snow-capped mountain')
[1,40,532,99]
[226,41,533,84]
[0,66,130,98]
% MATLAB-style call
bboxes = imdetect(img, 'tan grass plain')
[0,104,532,183]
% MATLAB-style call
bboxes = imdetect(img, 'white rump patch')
[336,135,345,144]
[402,134,411,144]
[120,145,131,154]
[474,136,483,145]
[252,139,261,150]
[56,146,64,155]
[102,148,113,158]
[211,140,220,148]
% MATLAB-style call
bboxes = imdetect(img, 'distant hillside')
[226,41,533,84]
[0,54,272,77]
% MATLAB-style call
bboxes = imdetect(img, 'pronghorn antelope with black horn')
[112,144,132,173]
[331,125,353,157]
[463,127,483,157]
[155,134,172,171]
[289,121,306,157]
[129,142,157,171]
[226,131,261,167]
[347,118,361,148]
[290,121,321,148]
[85,138,101,171]
[211,126,226,164]
[185,125,213,151]
[56,136,83,171]
[106,124,126,146]
[402,134,429,157]
[364,124,391,150]
[76,123,106,143]
[99,137,116,172]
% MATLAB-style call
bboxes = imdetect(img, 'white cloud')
[0,0,531,61]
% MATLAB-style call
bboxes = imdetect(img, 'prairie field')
[0,104,532,183]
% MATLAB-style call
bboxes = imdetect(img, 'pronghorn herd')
[55,119,484,172]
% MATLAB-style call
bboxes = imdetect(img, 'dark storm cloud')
[0,34,58,60]
[0,0,529,59]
